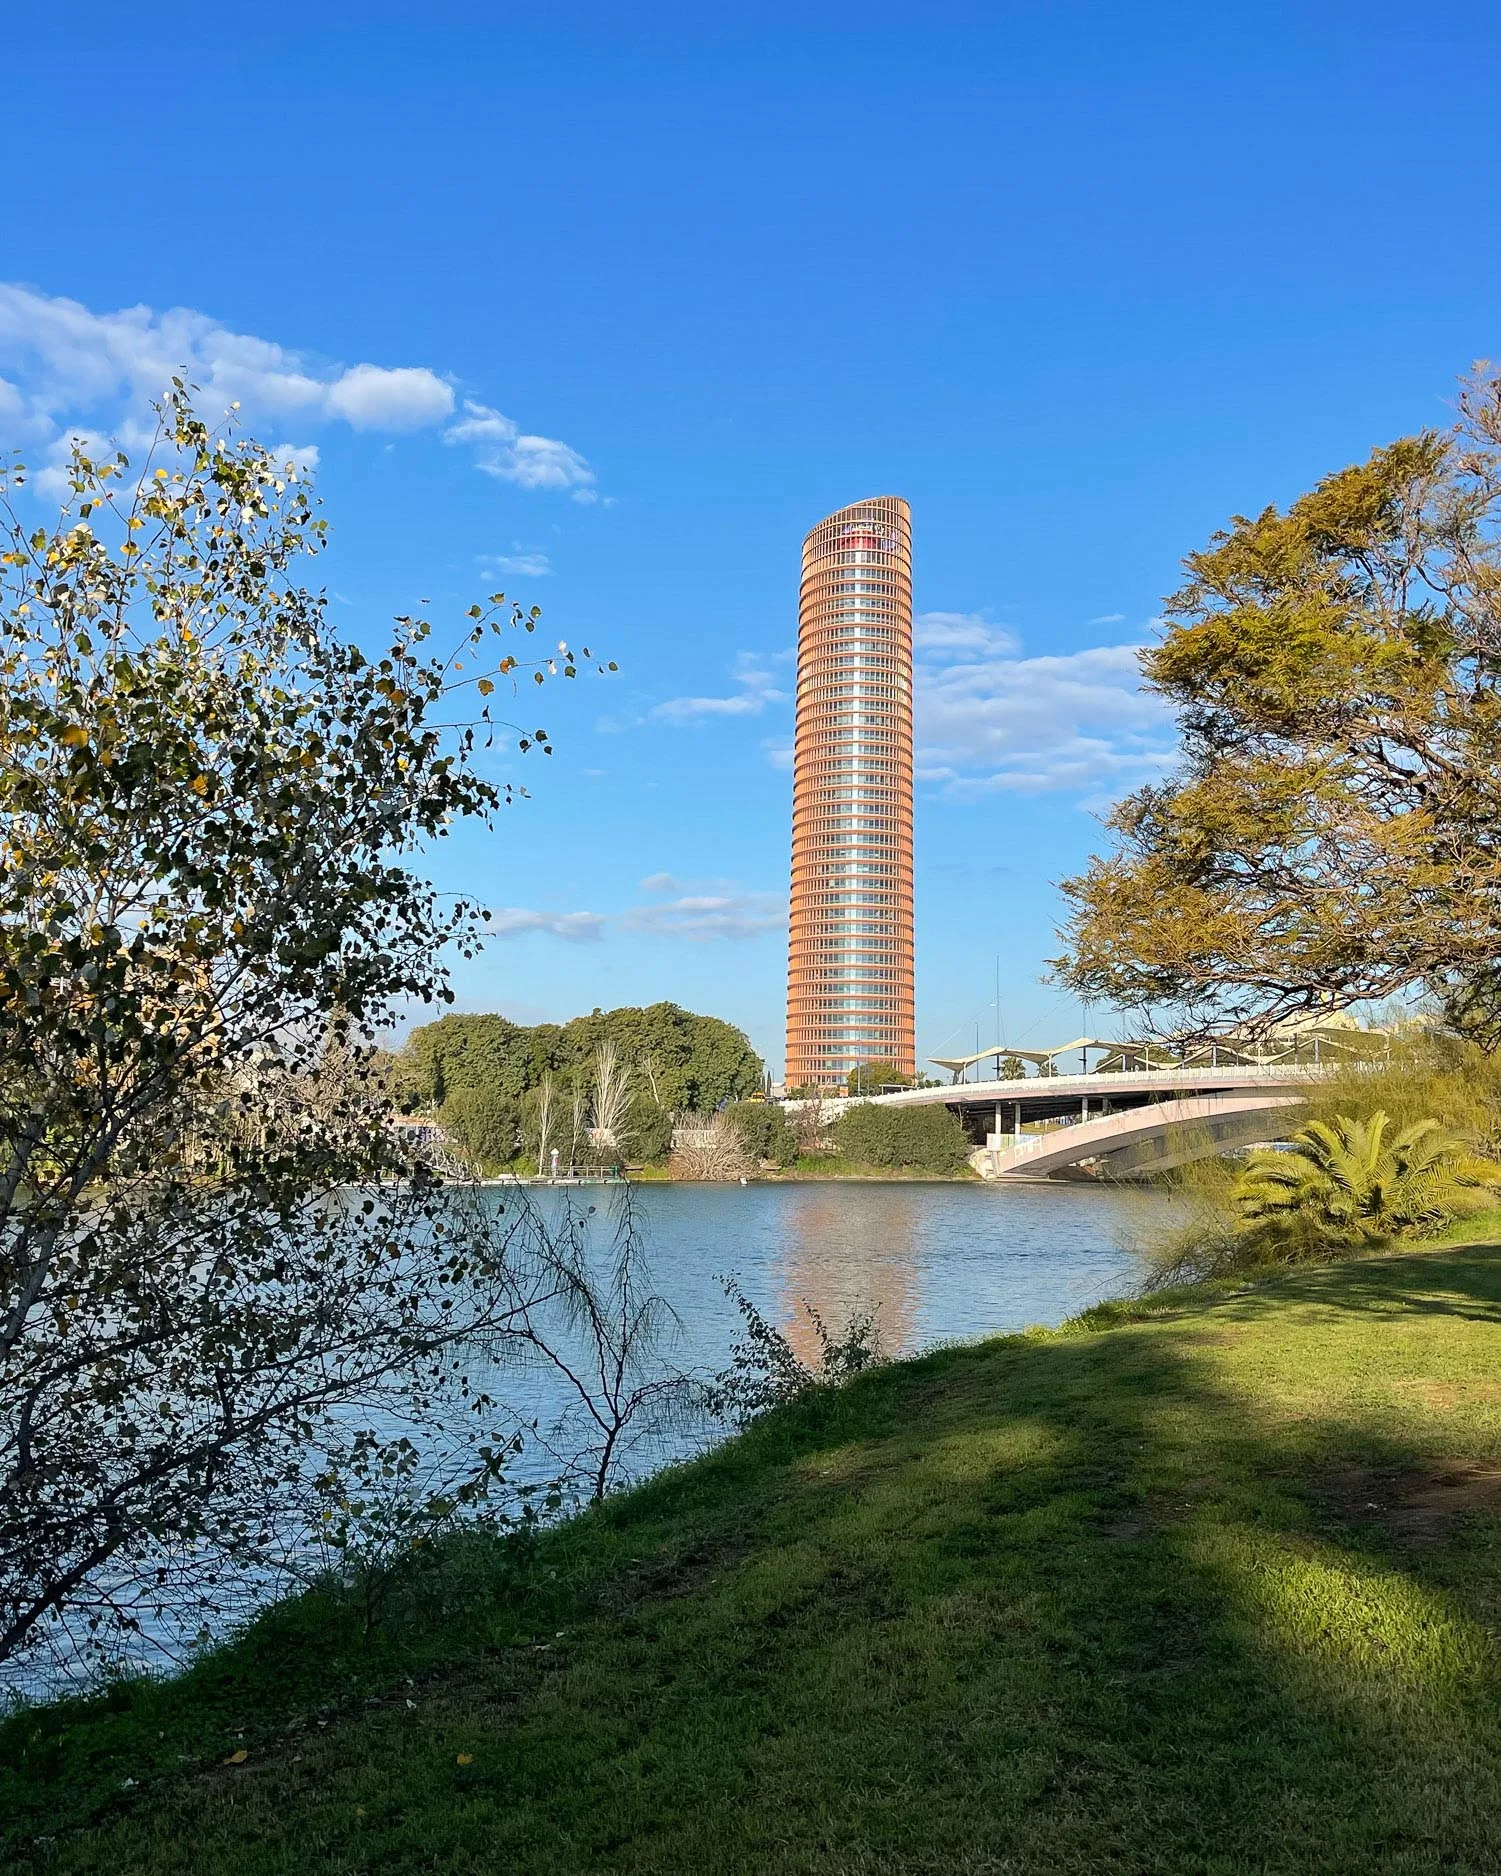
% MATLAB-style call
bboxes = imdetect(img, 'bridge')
[795,1023,1380,1181]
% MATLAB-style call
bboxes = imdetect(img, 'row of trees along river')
[384,1009,974,1178]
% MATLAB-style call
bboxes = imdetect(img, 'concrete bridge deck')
[792,1064,1326,1181]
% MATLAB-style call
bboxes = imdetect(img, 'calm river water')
[543,1177,1162,1365]
[13,1180,1172,1695]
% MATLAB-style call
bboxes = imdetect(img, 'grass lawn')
[8,1238,1501,1872]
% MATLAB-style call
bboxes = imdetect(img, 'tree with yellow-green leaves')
[1054,367,1501,1044]
[0,391,620,1673]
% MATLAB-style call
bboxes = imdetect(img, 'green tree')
[1054,367,1501,1043]
[439,1086,521,1169]
[999,1054,1028,1081]
[846,1059,913,1095]
[0,395,610,1671]
[1235,1112,1501,1249]
[625,1094,674,1165]
[401,1003,762,1116]
[403,1012,538,1107]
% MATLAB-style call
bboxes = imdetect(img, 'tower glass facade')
[786,497,915,1091]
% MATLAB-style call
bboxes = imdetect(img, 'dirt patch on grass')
[1394,1376,1501,1412]
[1320,1459,1501,1543]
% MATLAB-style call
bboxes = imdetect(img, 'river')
[553,1176,1161,1363]
[10,1179,1171,1697]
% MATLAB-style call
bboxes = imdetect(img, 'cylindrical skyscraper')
[786,497,915,1091]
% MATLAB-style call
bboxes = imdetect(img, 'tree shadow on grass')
[1208,1238,1501,1327]
[10,1247,1501,1874]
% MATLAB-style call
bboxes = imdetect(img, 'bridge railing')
[945,1061,1327,1095]
[783,1061,1333,1122]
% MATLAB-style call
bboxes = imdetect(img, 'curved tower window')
[786,497,915,1089]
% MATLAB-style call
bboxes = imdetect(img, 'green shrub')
[725,1101,798,1167]
[1133,1107,1501,1291]
[831,1102,971,1172]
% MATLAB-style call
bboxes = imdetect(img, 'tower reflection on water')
[777,1185,922,1365]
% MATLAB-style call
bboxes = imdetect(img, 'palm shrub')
[1234,1111,1501,1253]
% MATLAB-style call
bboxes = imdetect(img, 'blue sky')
[4,1,1499,1075]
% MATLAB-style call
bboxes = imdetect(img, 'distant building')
[785,497,916,1090]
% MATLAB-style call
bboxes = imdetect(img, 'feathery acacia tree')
[1054,367,1501,1041]
[0,392,613,1672]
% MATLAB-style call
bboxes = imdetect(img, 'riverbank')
[10,1235,1501,1872]
[762,1157,980,1180]
[507,1163,981,1183]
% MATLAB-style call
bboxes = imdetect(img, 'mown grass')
[8,1239,1501,1873]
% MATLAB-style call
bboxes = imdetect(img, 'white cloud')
[652,650,788,724]
[732,608,1175,801]
[0,284,594,498]
[0,375,27,428]
[444,399,596,500]
[0,285,447,435]
[323,362,454,431]
[479,547,553,578]
[485,907,606,943]
[913,610,1018,659]
[915,640,1177,798]
[620,885,786,942]
[477,879,783,946]
[654,693,766,722]
[261,441,320,474]
[1088,611,1127,625]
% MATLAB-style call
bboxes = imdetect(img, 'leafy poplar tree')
[0,393,611,1671]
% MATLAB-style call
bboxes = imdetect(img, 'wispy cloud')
[484,907,607,943]
[0,283,596,499]
[480,878,785,947]
[615,589,1173,808]
[478,546,553,578]
[913,610,1018,658]
[1087,611,1127,626]
[737,606,1175,801]
[651,650,789,723]
[444,399,597,501]
[621,874,786,941]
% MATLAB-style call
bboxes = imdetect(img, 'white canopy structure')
[931,1016,1386,1084]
